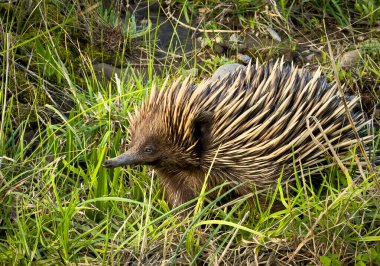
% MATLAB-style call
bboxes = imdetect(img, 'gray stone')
[210,63,245,82]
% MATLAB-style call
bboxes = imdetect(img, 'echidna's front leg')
[164,184,195,209]
[156,170,201,209]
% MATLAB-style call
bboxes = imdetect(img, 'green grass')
[1,0,380,265]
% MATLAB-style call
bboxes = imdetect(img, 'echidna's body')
[104,60,371,208]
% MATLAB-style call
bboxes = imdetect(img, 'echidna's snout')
[103,150,139,168]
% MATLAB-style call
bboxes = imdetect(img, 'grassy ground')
[1,0,380,265]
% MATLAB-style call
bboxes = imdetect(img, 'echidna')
[103,60,372,208]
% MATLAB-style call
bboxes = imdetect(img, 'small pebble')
[357,35,365,41]
[237,54,252,64]
[340,50,361,68]
[267,28,281,42]
[306,54,315,61]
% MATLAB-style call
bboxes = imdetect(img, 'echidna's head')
[103,79,214,170]
[103,110,170,168]
[103,105,211,169]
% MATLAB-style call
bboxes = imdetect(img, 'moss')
[9,69,48,106]
[84,43,126,67]
[10,103,56,125]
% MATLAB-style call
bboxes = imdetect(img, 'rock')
[267,28,281,42]
[306,54,315,62]
[357,36,365,41]
[340,50,361,68]
[237,54,252,64]
[93,63,124,82]
[210,63,244,82]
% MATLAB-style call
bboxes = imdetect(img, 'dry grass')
[0,0,379,265]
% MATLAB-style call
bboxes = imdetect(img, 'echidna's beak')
[102,151,139,168]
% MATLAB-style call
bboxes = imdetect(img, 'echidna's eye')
[144,147,153,153]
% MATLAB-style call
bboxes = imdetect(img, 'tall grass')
[0,0,379,265]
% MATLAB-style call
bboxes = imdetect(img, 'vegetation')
[0,0,379,264]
